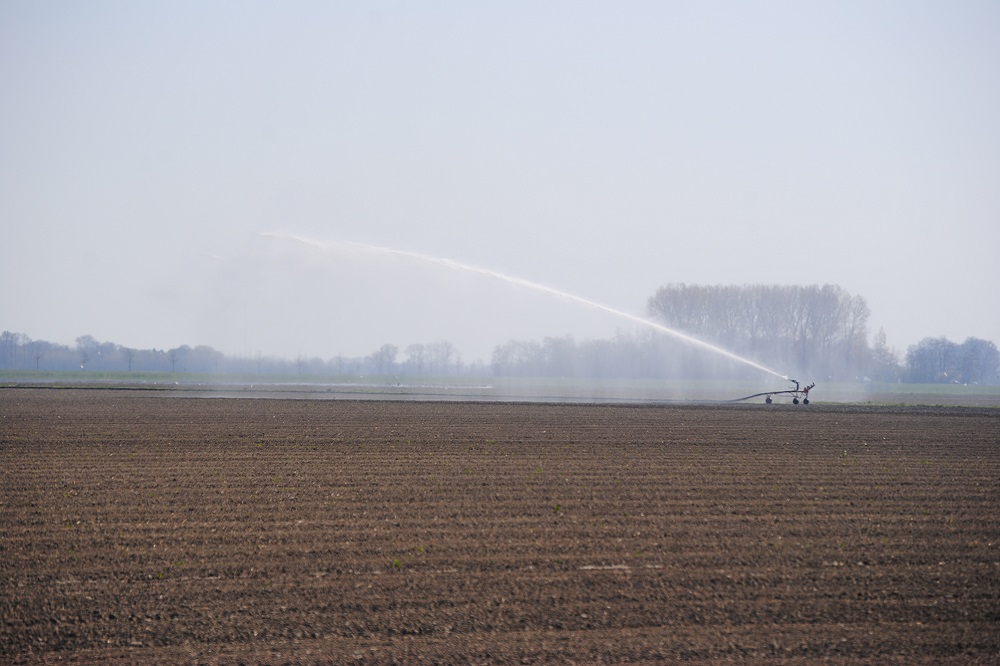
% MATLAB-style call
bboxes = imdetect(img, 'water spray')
[262,232,790,383]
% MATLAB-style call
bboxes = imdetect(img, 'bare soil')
[2,388,998,664]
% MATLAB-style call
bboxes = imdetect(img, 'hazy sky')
[3,1,998,365]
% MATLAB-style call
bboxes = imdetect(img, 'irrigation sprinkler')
[732,379,816,405]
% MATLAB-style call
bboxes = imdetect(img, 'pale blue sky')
[2,1,998,364]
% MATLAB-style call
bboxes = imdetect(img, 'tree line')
[646,284,872,379]
[644,284,997,383]
[491,283,998,383]
[0,332,476,377]
[904,336,999,385]
[3,282,998,383]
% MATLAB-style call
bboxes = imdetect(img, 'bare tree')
[76,335,98,370]
[959,337,1000,385]
[491,339,542,377]
[840,294,871,374]
[0,331,23,368]
[870,327,900,382]
[906,337,958,383]
[405,343,426,375]
[427,340,458,375]
[370,343,398,375]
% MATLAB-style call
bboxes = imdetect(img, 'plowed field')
[2,388,998,664]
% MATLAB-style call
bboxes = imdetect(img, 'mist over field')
[190,232,629,365]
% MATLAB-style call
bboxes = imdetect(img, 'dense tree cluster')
[647,284,872,379]
[905,337,999,384]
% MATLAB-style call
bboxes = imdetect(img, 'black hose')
[729,391,778,402]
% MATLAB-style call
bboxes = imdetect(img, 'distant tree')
[405,343,426,375]
[869,327,900,382]
[124,348,135,371]
[1,331,33,369]
[906,337,960,383]
[191,346,224,372]
[958,337,1000,385]
[76,335,98,369]
[647,284,711,334]
[0,331,18,368]
[17,337,73,371]
[426,340,458,375]
[491,342,514,376]
[491,339,543,376]
[840,294,871,373]
[543,336,577,377]
[370,343,398,375]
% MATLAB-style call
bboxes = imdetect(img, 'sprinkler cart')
[733,379,815,405]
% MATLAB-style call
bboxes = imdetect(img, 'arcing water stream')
[262,232,788,380]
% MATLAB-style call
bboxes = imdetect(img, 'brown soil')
[2,388,998,664]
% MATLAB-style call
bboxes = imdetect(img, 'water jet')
[262,231,789,381]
